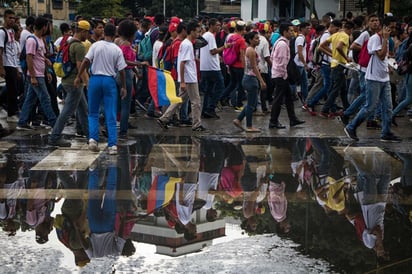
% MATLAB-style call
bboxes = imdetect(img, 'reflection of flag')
[148,66,182,107]
[147,175,181,214]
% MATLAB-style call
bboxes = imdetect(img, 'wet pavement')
[0,104,412,273]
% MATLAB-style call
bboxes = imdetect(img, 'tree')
[124,0,205,19]
[76,0,130,19]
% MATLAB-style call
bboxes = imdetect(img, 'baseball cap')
[236,20,246,26]
[77,20,92,33]
[291,19,301,26]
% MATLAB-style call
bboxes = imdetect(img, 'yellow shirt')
[327,31,349,68]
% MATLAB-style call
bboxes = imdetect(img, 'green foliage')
[123,0,205,19]
[76,0,130,19]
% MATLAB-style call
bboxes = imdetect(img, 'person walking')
[233,31,266,133]
[157,20,206,132]
[74,23,127,154]
[344,17,401,142]
[268,23,305,129]
[16,16,56,130]
[48,20,90,147]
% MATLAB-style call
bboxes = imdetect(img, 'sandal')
[245,127,261,133]
[233,119,244,131]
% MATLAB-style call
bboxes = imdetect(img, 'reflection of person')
[347,151,391,260]
[268,174,290,234]
[55,170,90,267]
[26,171,57,244]
[86,164,135,258]
[218,142,245,202]
[197,139,225,222]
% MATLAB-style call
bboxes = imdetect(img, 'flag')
[147,175,181,214]
[147,66,182,107]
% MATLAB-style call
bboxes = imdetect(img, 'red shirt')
[230,33,247,68]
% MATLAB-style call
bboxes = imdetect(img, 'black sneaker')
[344,127,359,141]
[192,125,207,132]
[49,138,72,147]
[16,124,33,131]
[157,119,169,130]
[380,133,402,143]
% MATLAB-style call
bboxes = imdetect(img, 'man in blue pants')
[74,23,127,155]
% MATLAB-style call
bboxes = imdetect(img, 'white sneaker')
[88,138,99,152]
[108,145,118,155]
[0,108,7,119]
[6,115,19,123]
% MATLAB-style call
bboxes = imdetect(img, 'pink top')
[26,35,46,77]
[268,182,287,222]
[270,37,290,80]
[119,44,136,69]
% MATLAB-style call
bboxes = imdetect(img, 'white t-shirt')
[175,183,197,225]
[320,31,331,63]
[197,172,219,209]
[85,40,127,77]
[365,34,389,82]
[0,27,19,67]
[256,35,270,73]
[294,34,307,67]
[152,40,163,68]
[20,29,31,51]
[200,31,220,71]
[177,38,198,83]
[354,31,371,72]
[86,232,126,258]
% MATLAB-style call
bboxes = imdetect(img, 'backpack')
[357,30,374,68]
[20,35,39,72]
[289,34,306,60]
[138,27,158,61]
[223,35,240,66]
[397,44,412,75]
[53,36,79,78]
[273,38,301,85]
[0,27,9,54]
[311,35,324,66]
[158,38,173,70]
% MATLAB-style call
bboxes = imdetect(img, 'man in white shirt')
[256,23,272,112]
[0,9,20,122]
[294,22,310,101]
[157,20,206,132]
[74,23,127,154]
[200,18,227,119]
[345,16,401,142]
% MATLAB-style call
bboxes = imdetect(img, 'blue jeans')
[49,84,88,142]
[18,77,56,126]
[308,64,331,107]
[297,66,308,100]
[347,80,393,137]
[393,74,412,116]
[347,70,360,103]
[321,65,346,113]
[118,69,133,135]
[221,67,245,107]
[87,166,118,233]
[201,70,225,113]
[237,75,258,127]
[88,75,118,147]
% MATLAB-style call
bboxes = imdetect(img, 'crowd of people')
[1,9,412,152]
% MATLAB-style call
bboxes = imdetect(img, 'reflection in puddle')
[0,136,411,272]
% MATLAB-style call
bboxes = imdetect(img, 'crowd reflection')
[0,136,411,272]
